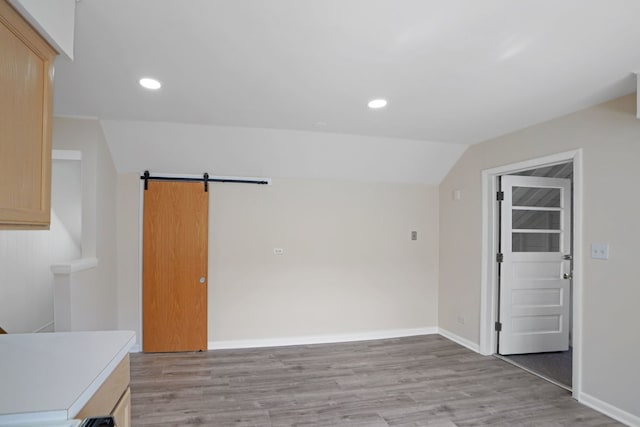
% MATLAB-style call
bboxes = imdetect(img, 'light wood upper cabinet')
[0,0,57,229]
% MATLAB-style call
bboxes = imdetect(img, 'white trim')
[129,344,142,353]
[572,149,584,397]
[637,72,640,119]
[438,328,481,353]
[208,327,438,350]
[32,321,55,333]
[479,149,583,399]
[52,149,82,161]
[5,0,75,61]
[50,257,98,275]
[480,167,498,356]
[579,392,640,427]
[138,181,144,350]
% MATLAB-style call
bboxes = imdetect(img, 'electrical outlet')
[591,243,609,260]
[273,248,284,255]
[411,231,417,241]
[457,315,465,325]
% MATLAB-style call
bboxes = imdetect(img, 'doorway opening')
[496,162,573,390]
[479,149,583,398]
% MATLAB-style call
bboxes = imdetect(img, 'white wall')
[100,120,467,185]
[51,159,82,250]
[116,173,140,339]
[117,176,439,344]
[0,150,83,335]
[0,213,79,333]
[209,179,439,342]
[52,117,118,331]
[439,94,640,419]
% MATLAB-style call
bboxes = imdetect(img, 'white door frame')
[479,149,583,398]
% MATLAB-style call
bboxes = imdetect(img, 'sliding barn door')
[143,181,208,352]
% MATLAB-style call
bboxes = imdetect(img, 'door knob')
[199,277,206,284]
[563,273,572,280]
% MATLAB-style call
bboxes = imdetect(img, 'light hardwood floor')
[130,335,618,426]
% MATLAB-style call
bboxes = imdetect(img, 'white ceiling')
[52,0,640,182]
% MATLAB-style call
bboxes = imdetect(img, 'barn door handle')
[199,277,206,284]
[563,273,573,280]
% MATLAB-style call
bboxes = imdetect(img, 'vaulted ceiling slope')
[53,1,640,182]
[99,120,467,184]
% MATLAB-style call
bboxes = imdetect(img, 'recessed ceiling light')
[368,99,387,109]
[139,77,162,90]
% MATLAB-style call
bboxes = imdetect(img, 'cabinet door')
[0,1,56,229]
[111,387,131,427]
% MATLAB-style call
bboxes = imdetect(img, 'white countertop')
[0,330,135,425]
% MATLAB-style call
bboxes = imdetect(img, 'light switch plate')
[591,243,609,260]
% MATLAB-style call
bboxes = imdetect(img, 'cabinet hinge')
[495,321,502,332]
[496,191,504,201]
[496,253,504,263]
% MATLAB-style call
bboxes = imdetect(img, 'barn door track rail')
[141,170,269,191]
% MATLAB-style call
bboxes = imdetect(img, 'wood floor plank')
[130,335,619,426]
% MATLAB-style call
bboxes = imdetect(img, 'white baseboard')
[579,392,640,427]
[208,327,438,350]
[129,344,142,353]
[437,328,480,353]
[33,321,55,333]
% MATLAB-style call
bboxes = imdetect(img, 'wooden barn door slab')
[143,181,208,352]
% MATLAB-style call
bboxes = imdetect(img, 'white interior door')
[498,175,572,355]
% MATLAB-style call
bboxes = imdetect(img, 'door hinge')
[495,321,502,332]
[496,253,504,263]
[496,191,504,201]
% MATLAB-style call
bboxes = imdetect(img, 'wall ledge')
[51,257,98,275]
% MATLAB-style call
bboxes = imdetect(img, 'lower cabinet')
[111,388,131,427]
[76,355,131,426]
